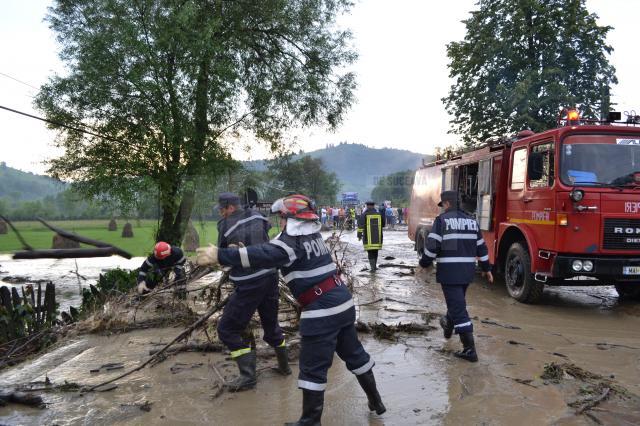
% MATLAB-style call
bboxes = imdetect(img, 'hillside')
[0,162,66,203]
[245,143,433,201]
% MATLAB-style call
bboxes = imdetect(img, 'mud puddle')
[2,227,640,425]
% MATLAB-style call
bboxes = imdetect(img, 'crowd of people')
[318,203,408,230]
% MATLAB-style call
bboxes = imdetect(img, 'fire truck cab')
[408,111,640,303]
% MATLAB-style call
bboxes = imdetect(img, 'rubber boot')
[284,389,324,426]
[273,345,292,375]
[225,351,257,392]
[454,332,478,362]
[369,258,377,272]
[439,315,453,339]
[355,369,386,415]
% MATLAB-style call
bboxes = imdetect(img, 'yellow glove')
[196,244,219,266]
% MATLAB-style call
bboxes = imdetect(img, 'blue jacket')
[218,223,354,336]
[419,208,491,285]
[217,208,276,284]
[137,245,185,283]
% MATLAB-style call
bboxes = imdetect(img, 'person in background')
[416,191,493,362]
[137,242,187,298]
[358,201,384,272]
[385,204,395,230]
[320,206,328,225]
[196,194,385,424]
[332,206,339,228]
[397,206,404,225]
[378,203,386,228]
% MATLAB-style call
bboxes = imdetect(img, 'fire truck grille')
[603,218,640,250]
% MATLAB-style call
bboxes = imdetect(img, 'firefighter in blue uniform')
[196,194,385,425]
[214,192,291,392]
[136,241,187,298]
[418,191,493,362]
[357,201,383,272]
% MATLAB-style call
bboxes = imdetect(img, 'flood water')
[1,227,640,425]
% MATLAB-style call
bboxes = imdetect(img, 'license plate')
[623,266,640,275]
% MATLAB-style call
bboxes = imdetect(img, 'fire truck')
[408,110,640,303]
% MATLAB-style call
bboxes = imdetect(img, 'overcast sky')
[1,0,638,174]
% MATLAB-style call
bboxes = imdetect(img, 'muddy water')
[2,227,640,425]
[0,254,144,313]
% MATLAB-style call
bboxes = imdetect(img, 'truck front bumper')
[553,254,640,282]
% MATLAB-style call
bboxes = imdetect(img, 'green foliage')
[264,154,341,204]
[36,0,357,245]
[80,269,137,315]
[371,170,414,206]
[443,0,617,146]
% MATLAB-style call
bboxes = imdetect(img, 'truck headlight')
[571,259,583,272]
[582,260,594,272]
[570,189,585,202]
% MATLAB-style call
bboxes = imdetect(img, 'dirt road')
[1,228,639,425]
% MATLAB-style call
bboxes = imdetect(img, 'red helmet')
[154,242,171,259]
[271,194,319,221]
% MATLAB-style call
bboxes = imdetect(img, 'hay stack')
[0,220,7,235]
[121,222,134,238]
[52,233,81,249]
[183,221,200,251]
[108,218,117,231]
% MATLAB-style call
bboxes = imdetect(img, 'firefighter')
[136,242,187,298]
[418,190,493,362]
[196,194,385,425]
[214,192,290,392]
[357,201,383,272]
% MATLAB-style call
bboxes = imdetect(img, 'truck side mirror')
[528,152,544,181]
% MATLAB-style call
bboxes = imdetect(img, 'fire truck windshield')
[561,135,640,187]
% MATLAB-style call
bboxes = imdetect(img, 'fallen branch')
[86,293,229,392]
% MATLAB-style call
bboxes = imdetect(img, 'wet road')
[1,227,640,425]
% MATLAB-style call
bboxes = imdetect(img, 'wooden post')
[44,282,56,325]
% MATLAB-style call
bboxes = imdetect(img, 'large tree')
[36,0,356,243]
[443,0,617,146]
[265,154,341,205]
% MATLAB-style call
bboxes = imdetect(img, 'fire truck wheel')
[504,242,544,303]
[614,283,640,300]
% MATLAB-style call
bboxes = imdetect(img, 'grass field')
[0,219,277,257]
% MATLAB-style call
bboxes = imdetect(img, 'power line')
[0,103,123,144]
[0,71,39,90]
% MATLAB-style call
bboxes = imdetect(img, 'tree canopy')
[36,0,356,243]
[264,154,341,205]
[443,0,617,146]
[370,169,413,206]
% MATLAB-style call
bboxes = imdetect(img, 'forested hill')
[0,162,66,202]
[245,143,433,200]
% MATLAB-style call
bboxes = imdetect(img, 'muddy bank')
[1,228,640,425]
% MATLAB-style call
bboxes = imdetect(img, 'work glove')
[196,244,219,266]
[482,271,494,284]
[137,281,150,295]
[357,232,362,241]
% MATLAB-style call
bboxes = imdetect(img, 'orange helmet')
[154,241,171,259]
[271,194,319,221]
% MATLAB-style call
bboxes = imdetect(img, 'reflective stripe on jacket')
[358,208,383,250]
[217,208,276,284]
[218,229,354,336]
[419,208,491,285]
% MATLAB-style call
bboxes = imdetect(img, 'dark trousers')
[217,274,284,352]
[367,250,379,262]
[440,283,473,334]
[298,323,372,391]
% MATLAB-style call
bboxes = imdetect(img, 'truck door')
[477,158,495,260]
[524,141,556,249]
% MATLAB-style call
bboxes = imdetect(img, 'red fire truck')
[408,110,640,303]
